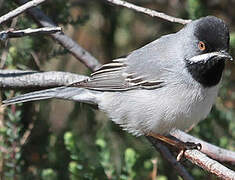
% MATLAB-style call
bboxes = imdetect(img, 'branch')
[184,150,235,180]
[171,130,235,165]
[13,0,102,71]
[149,137,235,180]
[0,17,18,68]
[105,0,192,24]
[0,0,46,25]
[147,136,194,180]
[0,27,62,40]
[0,70,87,89]
[20,121,34,146]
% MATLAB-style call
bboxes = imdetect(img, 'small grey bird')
[2,16,233,146]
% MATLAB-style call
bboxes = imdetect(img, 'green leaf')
[41,168,58,180]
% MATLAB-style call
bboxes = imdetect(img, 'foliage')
[0,0,234,180]
[0,92,23,180]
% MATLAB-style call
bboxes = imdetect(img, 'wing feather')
[69,58,163,91]
[71,34,179,91]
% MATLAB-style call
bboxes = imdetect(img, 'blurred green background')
[0,0,234,179]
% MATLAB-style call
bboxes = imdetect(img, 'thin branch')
[149,137,235,180]
[0,17,18,68]
[184,150,235,180]
[0,70,88,89]
[0,0,46,25]
[105,0,192,24]
[20,121,34,146]
[171,130,235,165]
[30,51,41,70]
[0,43,9,69]
[147,136,194,180]
[151,158,157,180]
[0,27,62,40]
[13,0,102,71]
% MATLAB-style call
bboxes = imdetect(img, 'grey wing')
[70,58,163,91]
[70,34,177,91]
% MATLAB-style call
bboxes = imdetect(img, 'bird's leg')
[147,132,201,161]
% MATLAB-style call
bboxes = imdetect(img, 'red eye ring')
[198,41,206,51]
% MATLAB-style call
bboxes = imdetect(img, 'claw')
[147,132,202,161]
[177,150,184,161]
[184,142,202,151]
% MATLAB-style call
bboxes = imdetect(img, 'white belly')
[98,83,219,136]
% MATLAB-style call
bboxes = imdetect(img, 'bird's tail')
[2,86,100,106]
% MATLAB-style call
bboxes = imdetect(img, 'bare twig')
[0,0,46,25]
[105,0,192,24]
[148,137,235,180]
[0,70,88,89]
[151,158,158,180]
[0,17,18,68]
[30,51,41,70]
[13,0,102,71]
[0,27,62,40]
[147,136,194,180]
[171,130,235,165]
[0,44,10,69]
[184,150,235,180]
[20,122,34,146]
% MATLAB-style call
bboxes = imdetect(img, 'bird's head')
[181,16,233,87]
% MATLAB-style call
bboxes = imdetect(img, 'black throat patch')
[186,59,225,87]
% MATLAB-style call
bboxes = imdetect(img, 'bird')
[2,16,233,151]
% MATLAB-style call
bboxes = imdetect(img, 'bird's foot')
[176,142,201,161]
[147,132,202,161]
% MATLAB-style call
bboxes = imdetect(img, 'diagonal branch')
[0,0,100,70]
[0,17,18,68]
[105,0,192,24]
[171,130,235,165]
[0,27,62,40]
[184,150,235,180]
[0,0,46,25]
[147,136,194,180]
[13,0,102,71]
[148,137,235,180]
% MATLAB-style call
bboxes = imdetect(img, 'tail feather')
[2,87,100,106]
[2,87,65,105]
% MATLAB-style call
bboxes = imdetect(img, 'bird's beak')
[217,51,233,61]
[189,51,233,63]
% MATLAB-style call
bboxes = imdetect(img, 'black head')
[183,16,233,87]
[194,16,230,52]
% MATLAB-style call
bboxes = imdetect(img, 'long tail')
[2,87,100,106]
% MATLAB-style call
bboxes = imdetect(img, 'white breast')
[97,82,219,136]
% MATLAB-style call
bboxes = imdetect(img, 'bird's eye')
[198,41,206,51]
